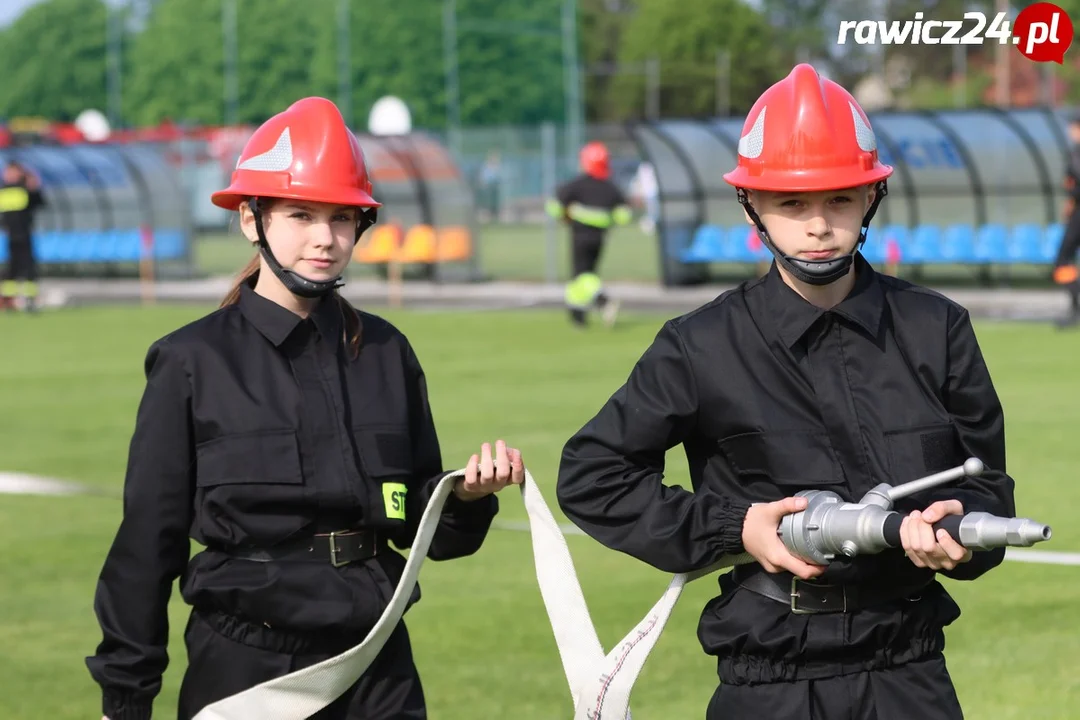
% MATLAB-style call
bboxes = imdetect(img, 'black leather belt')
[732,563,925,615]
[226,528,381,568]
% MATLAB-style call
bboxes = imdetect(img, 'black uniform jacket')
[0,178,45,240]
[557,253,1016,685]
[554,173,629,243]
[87,283,498,713]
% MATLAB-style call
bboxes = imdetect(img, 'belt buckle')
[328,531,349,568]
[789,577,847,615]
[789,576,810,615]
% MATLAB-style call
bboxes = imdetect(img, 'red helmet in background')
[212,96,381,212]
[211,97,380,298]
[579,141,610,180]
[723,64,892,192]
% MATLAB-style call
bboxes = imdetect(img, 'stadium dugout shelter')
[0,142,192,278]
[349,131,482,283]
[618,107,1076,287]
[0,130,481,284]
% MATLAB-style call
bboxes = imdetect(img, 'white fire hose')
[191,469,752,720]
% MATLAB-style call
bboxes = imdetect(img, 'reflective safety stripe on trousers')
[566,272,603,310]
[191,470,753,720]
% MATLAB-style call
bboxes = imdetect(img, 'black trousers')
[706,655,964,720]
[568,236,609,321]
[177,610,426,720]
[571,236,604,278]
[4,235,36,283]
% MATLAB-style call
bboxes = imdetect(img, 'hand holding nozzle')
[777,458,1052,566]
[880,510,1052,552]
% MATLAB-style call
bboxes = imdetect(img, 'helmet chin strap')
[736,181,888,287]
[247,198,377,299]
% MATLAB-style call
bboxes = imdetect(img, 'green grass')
[0,306,1078,719]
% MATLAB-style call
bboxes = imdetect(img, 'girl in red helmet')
[557,65,1016,720]
[86,97,527,720]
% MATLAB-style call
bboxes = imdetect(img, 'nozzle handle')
[882,514,963,548]
[882,512,1052,551]
[883,458,985,504]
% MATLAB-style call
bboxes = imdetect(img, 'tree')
[579,0,635,123]
[0,0,109,121]
[310,0,568,130]
[759,0,832,64]
[610,0,786,120]
[123,0,324,126]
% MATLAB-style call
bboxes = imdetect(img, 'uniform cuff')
[714,498,753,557]
[444,489,499,519]
[103,690,154,720]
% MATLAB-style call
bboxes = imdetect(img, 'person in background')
[630,160,659,235]
[546,142,633,328]
[1052,115,1080,329]
[0,159,45,312]
[478,150,502,223]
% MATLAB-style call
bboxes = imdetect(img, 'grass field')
[0,305,1078,719]
[190,222,1056,288]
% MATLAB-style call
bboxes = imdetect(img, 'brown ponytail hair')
[219,198,364,359]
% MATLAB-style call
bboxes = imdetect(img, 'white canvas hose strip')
[521,471,754,719]
[191,469,754,720]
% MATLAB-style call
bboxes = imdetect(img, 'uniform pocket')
[353,425,414,524]
[195,429,304,487]
[718,429,843,487]
[883,422,963,483]
[352,425,413,478]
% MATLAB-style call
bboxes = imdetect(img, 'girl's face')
[241,199,359,281]
[747,185,874,263]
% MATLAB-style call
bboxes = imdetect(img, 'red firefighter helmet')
[723,64,892,192]
[211,97,381,211]
[579,141,610,180]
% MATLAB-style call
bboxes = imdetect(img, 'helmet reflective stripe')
[737,107,766,159]
[237,127,293,172]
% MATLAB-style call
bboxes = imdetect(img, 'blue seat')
[680,224,726,263]
[56,232,82,262]
[92,231,119,262]
[975,223,1010,264]
[35,231,59,262]
[1007,224,1046,264]
[906,225,943,264]
[113,229,143,262]
[1043,223,1066,263]
[941,224,978,263]
[860,227,887,264]
[154,230,187,259]
[727,225,764,263]
[0,231,7,262]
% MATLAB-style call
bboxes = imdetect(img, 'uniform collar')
[765,252,885,348]
[238,283,342,348]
